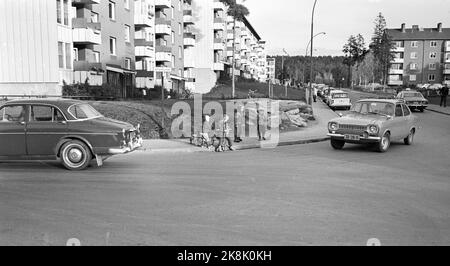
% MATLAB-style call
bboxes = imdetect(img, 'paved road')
[1,105,449,246]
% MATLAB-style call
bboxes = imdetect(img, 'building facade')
[0,0,267,97]
[387,23,450,87]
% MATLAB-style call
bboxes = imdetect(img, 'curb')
[426,108,450,116]
[235,136,330,151]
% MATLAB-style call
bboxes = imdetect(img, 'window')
[395,105,404,117]
[63,0,69,25]
[93,51,100,62]
[109,1,116,20]
[56,0,61,24]
[178,0,182,10]
[73,48,78,61]
[125,25,131,43]
[58,42,64,68]
[171,31,175,44]
[429,63,437,70]
[110,37,117,55]
[0,105,26,122]
[68,104,102,120]
[394,41,403,48]
[178,46,182,59]
[30,106,64,122]
[410,52,417,59]
[411,41,418,47]
[171,6,174,19]
[124,0,130,10]
[402,104,411,116]
[91,12,99,23]
[410,63,418,70]
[410,75,416,81]
[125,58,131,69]
[430,41,438,47]
[65,43,71,69]
[179,23,182,35]
[429,74,435,81]
[171,55,175,66]
[430,52,437,59]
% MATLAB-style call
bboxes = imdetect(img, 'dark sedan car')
[0,98,142,170]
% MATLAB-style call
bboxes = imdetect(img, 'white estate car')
[328,90,352,110]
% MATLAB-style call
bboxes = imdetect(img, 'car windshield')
[332,93,348,99]
[68,103,103,120]
[403,92,423,98]
[351,102,395,116]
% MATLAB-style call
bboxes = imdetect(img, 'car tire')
[60,140,92,171]
[331,139,345,150]
[376,132,390,153]
[404,129,415,145]
[419,108,424,112]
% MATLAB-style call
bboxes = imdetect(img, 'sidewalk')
[234,100,337,150]
[136,100,337,154]
[427,104,450,116]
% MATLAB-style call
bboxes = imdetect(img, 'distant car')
[327,90,351,110]
[327,99,418,152]
[324,89,340,105]
[0,99,143,170]
[396,90,428,112]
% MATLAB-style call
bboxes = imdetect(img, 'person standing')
[440,85,449,107]
[234,106,244,143]
[257,108,267,141]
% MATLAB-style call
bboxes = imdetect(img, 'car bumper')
[107,138,144,155]
[407,104,427,108]
[327,133,381,143]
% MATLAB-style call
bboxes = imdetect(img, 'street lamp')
[308,0,318,105]
[304,32,325,85]
[280,49,290,97]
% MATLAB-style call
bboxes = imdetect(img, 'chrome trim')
[327,133,381,141]
[107,137,143,155]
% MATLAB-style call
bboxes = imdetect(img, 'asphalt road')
[1,106,449,246]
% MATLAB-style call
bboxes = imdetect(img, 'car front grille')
[337,124,366,135]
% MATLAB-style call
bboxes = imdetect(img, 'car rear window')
[403,92,422,97]
[332,93,349,99]
[68,104,102,120]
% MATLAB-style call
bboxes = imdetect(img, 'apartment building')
[266,57,276,83]
[0,0,62,96]
[134,0,156,91]
[387,23,450,87]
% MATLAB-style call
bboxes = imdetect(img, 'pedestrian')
[234,105,244,143]
[257,108,267,141]
[216,115,234,152]
[313,87,318,102]
[440,85,449,107]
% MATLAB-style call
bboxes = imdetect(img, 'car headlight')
[368,124,379,135]
[328,122,339,131]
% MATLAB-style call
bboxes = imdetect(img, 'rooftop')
[387,23,450,40]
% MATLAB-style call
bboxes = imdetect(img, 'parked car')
[327,99,417,152]
[324,89,340,105]
[327,90,352,110]
[396,89,428,112]
[0,99,143,170]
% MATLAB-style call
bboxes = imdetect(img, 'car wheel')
[419,108,424,112]
[60,140,92,171]
[331,139,345,150]
[376,132,390,153]
[404,129,415,145]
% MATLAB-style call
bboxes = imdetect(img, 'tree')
[370,13,395,86]
[220,0,249,98]
[343,34,367,88]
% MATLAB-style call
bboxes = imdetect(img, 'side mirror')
[338,113,343,117]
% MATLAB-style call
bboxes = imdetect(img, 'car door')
[391,104,405,140]
[0,104,27,156]
[26,105,68,156]
[402,104,414,136]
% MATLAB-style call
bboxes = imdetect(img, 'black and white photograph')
[0,0,449,251]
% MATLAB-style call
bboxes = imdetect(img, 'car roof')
[330,90,345,93]
[357,99,402,104]
[3,98,84,109]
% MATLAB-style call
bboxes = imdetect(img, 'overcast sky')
[243,0,450,56]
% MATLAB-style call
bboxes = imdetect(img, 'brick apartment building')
[387,23,450,87]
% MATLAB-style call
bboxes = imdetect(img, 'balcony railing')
[213,0,225,10]
[184,33,195,47]
[156,52,172,62]
[389,69,404,75]
[73,61,102,72]
[155,0,171,8]
[155,19,171,35]
[443,69,450,75]
[135,14,153,28]
[213,62,225,71]
[135,46,154,58]
[391,58,404,64]
[388,79,403,85]
[135,39,154,47]
[183,10,194,24]
[72,19,102,45]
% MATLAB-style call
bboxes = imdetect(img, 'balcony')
[392,46,405,53]
[135,14,153,28]
[184,33,196,47]
[391,57,404,64]
[183,10,194,25]
[156,52,172,62]
[213,0,225,10]
[155,19,171,35]
[72,19,101,45]
[135,46,154,58]
[388,79,403,86]
[213,39,225,51]
[136,77,155,89]
[444,69,450,75]
[214,18,225,30]
[72,0,100,6]
[445,41,450,51]
[136,70,155,78]
[445,56,450,63]
[73,61,103,72]
[389,69,404,75]
[155,0,171,8]
[213,62,224,71]
[135,39,154,47]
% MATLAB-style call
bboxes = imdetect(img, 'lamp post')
[304,32,325,85]
[280,49,290,97]
[308,0,318,105]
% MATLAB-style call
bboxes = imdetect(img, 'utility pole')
[161,74,165,130]
[231,17,237,99]
[309,0,318,105]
